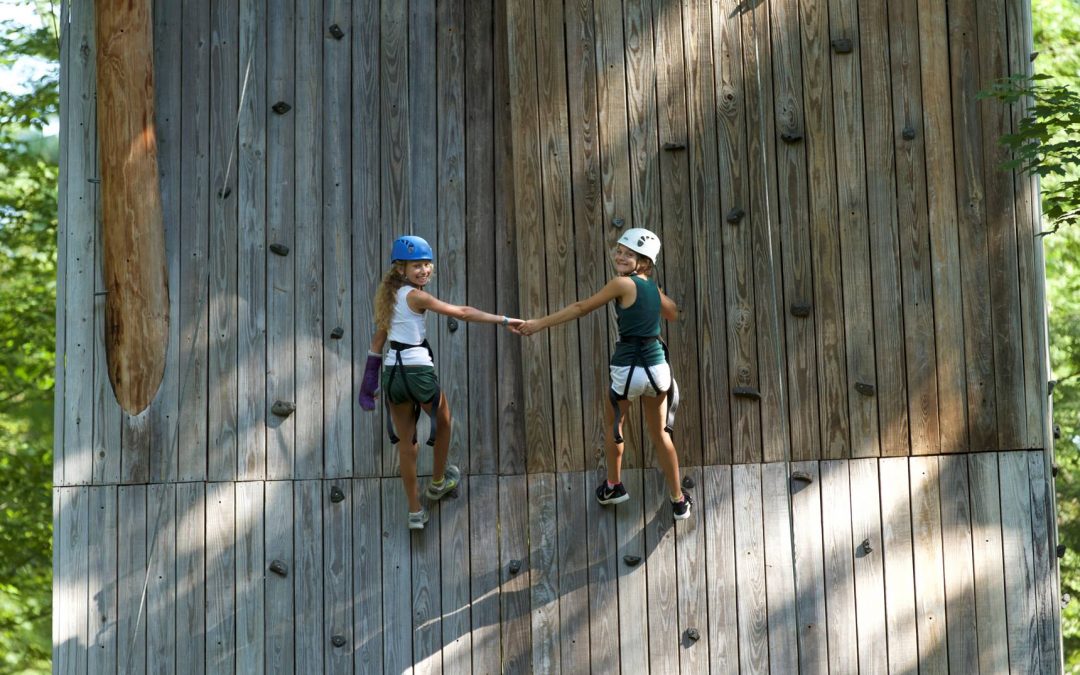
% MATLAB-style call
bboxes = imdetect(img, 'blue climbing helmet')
[390,235,434,263]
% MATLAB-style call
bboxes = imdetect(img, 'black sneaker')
[672,488,693,520]
[596,480,630,505]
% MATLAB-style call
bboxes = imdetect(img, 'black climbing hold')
[789,302,812,317]
[780,130,803,144]
[218,187,231,199]
[272,101,292,115]
[902,125,916,141]
[269,243,290,257]
[663,141,686,151]
[1053,463,1060,477]
[1055,425,1062,440]
[685,627,700,642]
[269,559,289,577]
[1030,51,1039,62]
[855,382,876,397]
[508,559,522,575]
[330,485,345,503]
[331,635,346,648]
[612,217,625,229]
[726,207,746,224]
[732,386,761,401]
[87,177,102,184]
[271,400,296,417]
[1049,380,1057,395]
[831,37,853,53]
[791,471,813,485]
[623,555,642,567]
[682,476,695,490]
[860,538,873,555]
[330,327,344,340]
[1057,544,1067,559]
[328,24,345,40]
[448,317,459,333]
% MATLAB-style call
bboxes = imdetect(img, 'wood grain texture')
[909,456,948,672]
[848,459,887,674]
[529,473,560,673]
[820,460,857,673]
[352,479,382,674]
[879,457,919,674]
[704,465,739,673]
[967,453,1009,673]
[790,461,827,673]
[761,463,798,675]
[733,464,768,674]
[938,454,978,672]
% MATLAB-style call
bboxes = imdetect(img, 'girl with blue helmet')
[515,228,691,520]
[359,235,522,530]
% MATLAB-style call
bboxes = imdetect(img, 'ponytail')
[374,263,408,332]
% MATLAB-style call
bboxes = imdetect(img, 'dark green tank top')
[611,275,665,367]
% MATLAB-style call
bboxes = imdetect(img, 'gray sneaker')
[408,509,429,530]
[425,464,461,501]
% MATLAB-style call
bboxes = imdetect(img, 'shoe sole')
[408,522,426,530]
[597,493,630,506]
[425,480,459,501]
[673,506,692,521]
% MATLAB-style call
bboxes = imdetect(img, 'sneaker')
[595,480,630,505]
[408,509,429,530]
[425,464,461,501]
[672,488,693,521]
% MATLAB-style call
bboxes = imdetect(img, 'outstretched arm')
[407,290,520,326]
[517,277,631,336]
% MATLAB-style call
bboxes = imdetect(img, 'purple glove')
[358,354,381,410]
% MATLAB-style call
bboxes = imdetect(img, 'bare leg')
[603,396,632,485]
[642,392,682,500]
[389,402,422,512]
[421,394,453,481]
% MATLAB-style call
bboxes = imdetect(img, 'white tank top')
[385,286,434,367]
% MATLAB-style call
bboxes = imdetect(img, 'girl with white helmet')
[359,235,523,530]
[516,228,691,520]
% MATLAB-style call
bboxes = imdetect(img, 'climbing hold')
[685,628,700,643]
[682,476,695,490]
[330,327,344,340]
[663,141,686,151]
[269,243,290,257]
[331,635,347,648]
[726,207,746,224]
[217,187,231,199]
[732,386,761,401]
[87,177,102,184]
[1053,462,1060,477]
[855,382,876,397]
[508,559,522,575]
[1057,544,1067,559]
[1055,425,1062,440]
[790,471,813,485]
[330,485,345,503]
[1063,593,1072,608]
[623,555,642,567]
[860,538,873,555]
[271,400,296,417]
[902,125,916,141]
[789,302,812,317]
[272,101,292,115]
[612,217,625,229]
[780,130,803,144]
[831,37,853,54]
[448,317,459,333]
[1049,379,1057,395]
[328,24,345,40]
[269,559,289,577]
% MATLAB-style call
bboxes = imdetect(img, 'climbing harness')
[608,334,681,443]
[383,339,442,446]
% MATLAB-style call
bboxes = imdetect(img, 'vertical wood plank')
[761,463,798,675]
[294,481,324,673]
[236,481,266,675]
[645,469,679,674]
[409,0,437,253]
[176,482,206,674]
[704,465,739,672]
[57,487,89,675]
[87,486,118,675]
[909,456,948,672]
[887,0,940,456]
[733,463,768,674]
[264,481,294,675]
[412,485,443,674]
[798,0,849,459]
[820,460,857,673]
[352,479,382,673]
[848,459,887,674]
[615,468,647,668]
[556,472,591,672]
[294,0,324,479]
[322,0,352,480]
[381,479,412,674]
[146,484,177,675]
[790,461,827,673]
[324,481,351,674]
[117,485,147,674]
[879,456,918,674]
[675,466,708,674]
[205,482,236,674]
[917,0,968,454]
[938,455,979,671]
[967,453,1009,673]
[499,475,532,673]
[999,451,1039,673]
[469,475,501,673]
[55,0,69,488]
[1028,451,1060,669]
[529,473,560,673]
[208,0,239,482]
[178,0,210,482]
[440,475,472,671]
[586,467,619,674]
[104,202,127,484]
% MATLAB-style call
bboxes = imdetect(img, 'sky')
[0,1,58,135]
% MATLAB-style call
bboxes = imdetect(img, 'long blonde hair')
[374,263,408,331]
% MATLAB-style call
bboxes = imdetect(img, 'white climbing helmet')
[616,228,661,264]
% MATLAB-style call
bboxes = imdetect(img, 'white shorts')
[609,363,671,401]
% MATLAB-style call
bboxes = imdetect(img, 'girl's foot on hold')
[596,480,629,505]
[425,464,461,501]
[672,488,693,521]
[408,508,429,530]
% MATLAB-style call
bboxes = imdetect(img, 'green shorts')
[381,366,439,405]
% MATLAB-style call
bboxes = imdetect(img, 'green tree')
[0,2,58,672]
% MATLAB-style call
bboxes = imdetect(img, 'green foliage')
[0,2,57,673]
